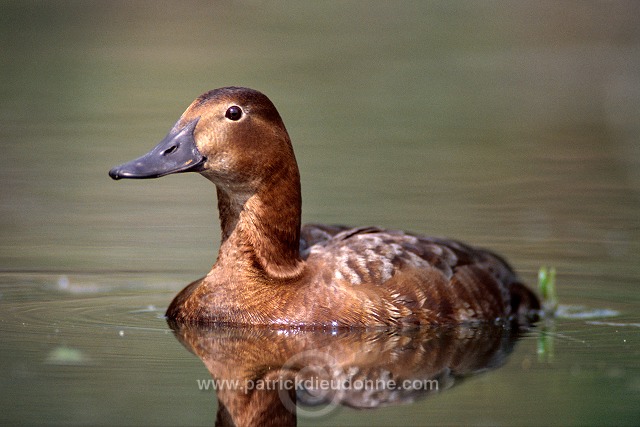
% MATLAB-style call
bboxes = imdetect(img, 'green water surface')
[1,2,638,425]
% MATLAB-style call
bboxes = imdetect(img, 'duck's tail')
[509,282,541,324]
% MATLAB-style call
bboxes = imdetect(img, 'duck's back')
[300,224,539,326]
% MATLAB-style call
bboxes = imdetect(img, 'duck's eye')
[225,106,243,121]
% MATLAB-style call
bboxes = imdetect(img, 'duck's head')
[108,87,297,194]
[111,87,303,278]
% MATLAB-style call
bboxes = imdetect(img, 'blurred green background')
[0,1,638,425]
[1,1,637,278]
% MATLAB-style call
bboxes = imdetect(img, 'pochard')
[109,87,540,328]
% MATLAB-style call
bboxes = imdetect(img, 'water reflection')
[169,322,530,426]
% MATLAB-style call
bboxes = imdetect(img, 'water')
[1,1,639,425]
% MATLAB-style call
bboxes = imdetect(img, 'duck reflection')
[168,321,528,426]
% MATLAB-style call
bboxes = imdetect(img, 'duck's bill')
[109,117,205,180]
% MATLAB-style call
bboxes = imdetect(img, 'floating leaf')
[45,346,91,366]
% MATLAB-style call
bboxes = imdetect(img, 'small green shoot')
[537,266,558,362]
[538,266,558,315]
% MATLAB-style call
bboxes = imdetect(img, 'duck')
[109,86,540,328]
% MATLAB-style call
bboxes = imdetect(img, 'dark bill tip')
[108,167,124,180]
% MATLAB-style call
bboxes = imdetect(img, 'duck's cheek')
[200,156,243,185]
[200,158,227,180]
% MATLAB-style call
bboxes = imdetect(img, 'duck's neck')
[215,161,304,280]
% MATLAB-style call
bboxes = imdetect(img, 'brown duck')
[109,87,540,328]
